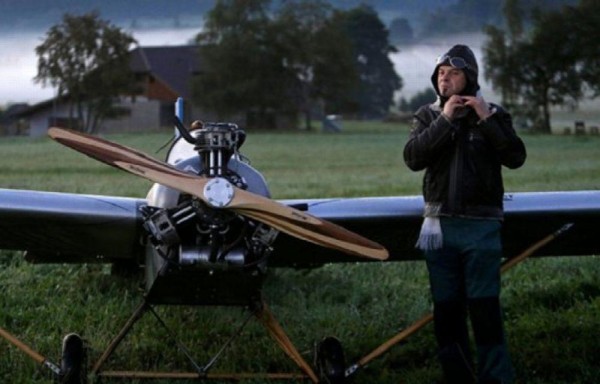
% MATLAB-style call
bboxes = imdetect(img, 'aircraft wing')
[269,190,600,267]
[0,188,145,263]
[0,189,598,266]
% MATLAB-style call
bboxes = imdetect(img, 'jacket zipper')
[448,130,463,213]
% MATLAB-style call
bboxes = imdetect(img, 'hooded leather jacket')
[404,44,526,220]
[404,101,526,220]
[404,45,527,219]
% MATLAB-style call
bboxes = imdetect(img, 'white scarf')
[415,216,443,250]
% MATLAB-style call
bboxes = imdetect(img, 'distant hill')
[0,0,450,33]
[0,0,214,32]
[0,0,579,39]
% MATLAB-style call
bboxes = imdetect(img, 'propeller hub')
[203,177,235,208]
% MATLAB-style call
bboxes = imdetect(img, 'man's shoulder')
[412,103,442,128]
[415,101,441,116]
[488,102,508,114]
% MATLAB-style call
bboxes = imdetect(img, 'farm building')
[10,45,246,137]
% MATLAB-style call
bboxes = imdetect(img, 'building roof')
[16,45,203,117]
[129,45,203,100]
[1,103,30,123]
[11,97,71,118]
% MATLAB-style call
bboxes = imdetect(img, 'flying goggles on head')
[436,55,473,71]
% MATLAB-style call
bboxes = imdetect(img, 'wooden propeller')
[48,128,388,260]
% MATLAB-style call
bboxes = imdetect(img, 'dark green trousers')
[425,217,514,384]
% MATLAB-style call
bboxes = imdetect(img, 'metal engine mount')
[176,118,246,179]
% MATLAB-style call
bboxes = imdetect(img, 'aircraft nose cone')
[203,177,235,207]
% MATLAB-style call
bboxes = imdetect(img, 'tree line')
[32,0,597,133]
[483,0,599,132]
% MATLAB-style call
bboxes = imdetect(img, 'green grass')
[0,121,598,383]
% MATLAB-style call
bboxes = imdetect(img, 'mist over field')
[0,28,495,106]
[0,27,200,105]
[0,0,491,106]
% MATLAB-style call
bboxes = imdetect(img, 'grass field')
[0,121,598,383]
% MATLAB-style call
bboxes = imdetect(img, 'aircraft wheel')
[59,333,87,384]
[314,336,346,384]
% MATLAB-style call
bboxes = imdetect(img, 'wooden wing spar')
[47,127,388,261]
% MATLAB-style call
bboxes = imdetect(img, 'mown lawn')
[0,121,598,383]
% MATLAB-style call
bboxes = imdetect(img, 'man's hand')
[442,95,468,120]
[462,95,492,121]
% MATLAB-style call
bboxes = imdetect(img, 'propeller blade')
[48,127,389,260]
[237,209,388,260]
[48,127,209,192]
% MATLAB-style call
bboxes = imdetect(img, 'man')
[403,44,526,384]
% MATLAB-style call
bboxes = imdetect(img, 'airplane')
[0,112,599,383]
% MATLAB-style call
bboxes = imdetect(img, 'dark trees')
[35,12,136,133]
[192,0,401,128]
[483,0,599,133]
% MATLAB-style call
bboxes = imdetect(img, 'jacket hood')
[431,44,480,101]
